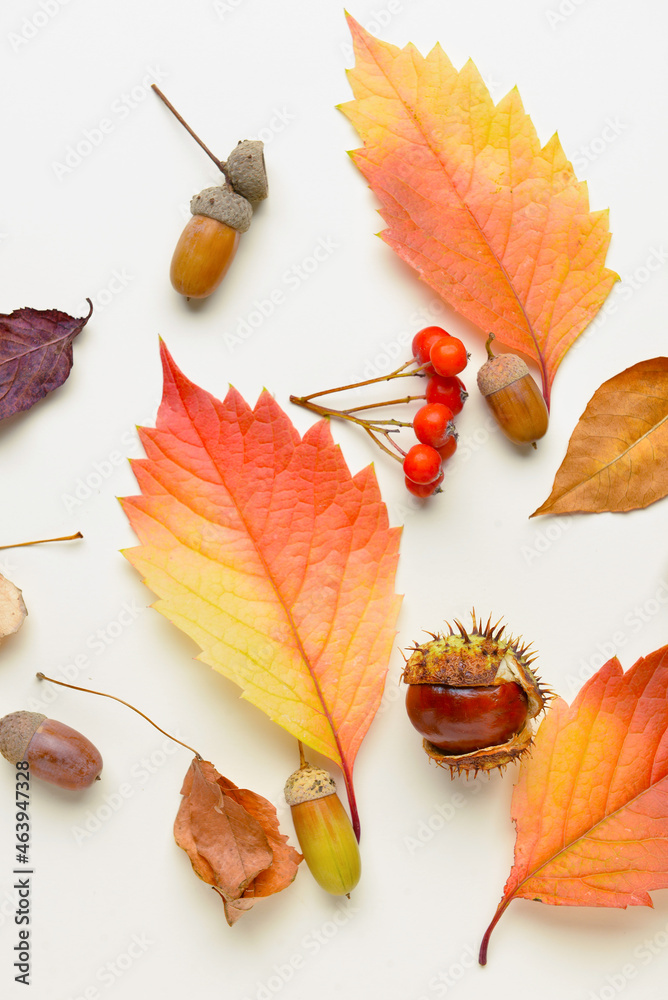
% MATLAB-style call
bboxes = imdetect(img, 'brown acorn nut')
[0,712,102,790]
[477,334,549,446]
[284,764,361,896]
[170,185,255,299]
[402,613,549,774]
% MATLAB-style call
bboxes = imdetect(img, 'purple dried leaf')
[0,300,92,421]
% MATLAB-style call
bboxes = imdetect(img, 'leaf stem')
[36,673,202,759]
[152,85,225,174]
[478,896,513,965]
[0,531,83,551]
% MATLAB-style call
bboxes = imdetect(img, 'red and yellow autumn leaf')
[480,646,668,964]
[532,358,668,515]
[340,16,618,406]
[121,343,402,833]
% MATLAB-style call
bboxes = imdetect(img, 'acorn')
[170,187,253,299]
[284,761,361,896]
[0,711,102,790]
[403,613,549,775]
[152,86,268,300]
[477,334,549,446]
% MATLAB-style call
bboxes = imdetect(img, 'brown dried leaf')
[533,358,668,516]
[174,759,301,925]
[0,574,27,642]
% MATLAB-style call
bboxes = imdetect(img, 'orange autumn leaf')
[121,343,402,835]
[532,358,668,515]
[174,758,301,925]
[480,647,668,965]
[340,16,618,406]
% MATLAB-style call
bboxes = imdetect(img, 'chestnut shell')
[403,613,548,773]
[405,682,529,755]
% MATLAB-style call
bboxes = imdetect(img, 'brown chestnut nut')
[403,613,549,774]
[0,712,102,789]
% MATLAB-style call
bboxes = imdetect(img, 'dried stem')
[295,361,428,404]
[152,85,225,174]
[36,673,202,759]
[0,531,83,551]
[289,396,408,462]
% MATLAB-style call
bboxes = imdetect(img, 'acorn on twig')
[284,754,361,896]
[153,87,268,300]
[477,334,549,447]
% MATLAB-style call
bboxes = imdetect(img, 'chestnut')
[403,613,548,774]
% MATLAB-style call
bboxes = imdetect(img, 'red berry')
[403,444,442,484]
[425,375,467,415]
[437,434,457,461]
[412,403,454,448]
[411,326,450,365]
[430,337,468,377]
[405,472,444,498]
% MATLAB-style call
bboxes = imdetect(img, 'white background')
[1,1,667,998]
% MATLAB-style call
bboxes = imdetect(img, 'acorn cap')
[0,711,45,764]
[225,140,268,205]
[477,352,530,396]
[190,187,253,233]
[284,765,336,806]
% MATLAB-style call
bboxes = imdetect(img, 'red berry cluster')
[403,327,468,498]
[290,325,469,500]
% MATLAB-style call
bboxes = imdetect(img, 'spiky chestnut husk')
[403,612,549,775]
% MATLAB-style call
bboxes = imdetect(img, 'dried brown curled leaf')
[533,358,668,516]
[174,758,301,925]
[0,574,27,642]
[0,301,92,421]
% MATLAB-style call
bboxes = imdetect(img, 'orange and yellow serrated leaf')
[480,647,668,965]
[340,16,619,406]
[120,343,402,833]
